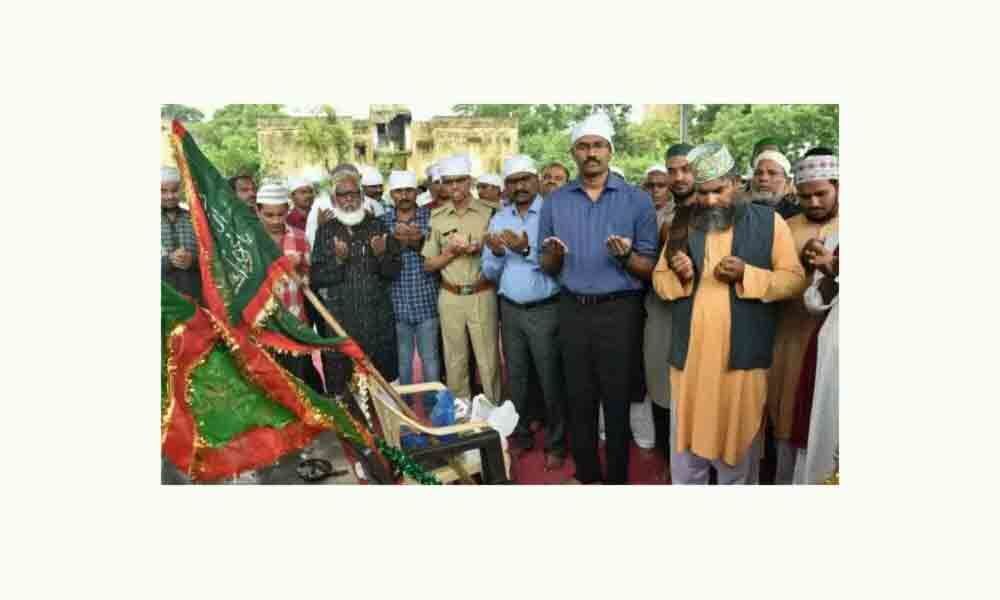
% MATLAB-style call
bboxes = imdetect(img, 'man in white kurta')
[793,231,838,483]
[789,154,841,484]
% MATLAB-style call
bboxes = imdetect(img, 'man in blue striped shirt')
[482,155,567,468]
[537,113,659,484]
[382,170,441,412]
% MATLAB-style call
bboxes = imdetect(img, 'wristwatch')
[520,246,530,257]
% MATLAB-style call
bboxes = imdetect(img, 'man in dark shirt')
[311,171,401,396]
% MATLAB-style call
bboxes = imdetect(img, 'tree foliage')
[295,105,352,174]
[453,104,631,140]
[187,104,285,178]
[454,103,643,179]
[688,104,839,168]
[455,103,838,183]
[169,103,838,186]
[161,104,205,123]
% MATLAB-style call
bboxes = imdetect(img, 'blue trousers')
[396,317,441,411]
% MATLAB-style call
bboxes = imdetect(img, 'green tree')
[686,104,750,142]
[161,104,205,123]
[188,104,285,178]
[453,104,838,184]
[453,104,574,137]
[520,130,577,179]
[453,104,633,140]
[703,104,839,168]
[453,104,639,179]
[626,118,680,159]
[295,105,352,174]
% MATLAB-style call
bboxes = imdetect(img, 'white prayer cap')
[644,164,667,177]
[794,154,839,186]
[416,190,433,207]
[287,176,312,193]
[256,183,290,205]
[388,170,418,192]
[503,155,537,179]
[753,150,792,177]
[302,166,326,184]
[438,155,472,177]
[477,173,504,188]
[425,162,442,182]
[361,167,383,186]
[570,112,615,152]
[161,166,180,184]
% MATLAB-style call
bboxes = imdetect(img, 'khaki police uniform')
[422,198,501,402]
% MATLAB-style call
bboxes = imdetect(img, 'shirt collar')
[390,205,425,222]
[565,171,623,193]
[444,198,487,216]
[506,194,543,217]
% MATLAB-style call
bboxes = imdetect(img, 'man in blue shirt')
[382,170,441,413]
[537,113,659,485]
[483,155,567,469]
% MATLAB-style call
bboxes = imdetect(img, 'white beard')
[333,204,366,227]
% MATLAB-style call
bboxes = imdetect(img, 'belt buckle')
[460,284,474,295]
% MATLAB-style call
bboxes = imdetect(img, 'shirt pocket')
[606,213,633,240]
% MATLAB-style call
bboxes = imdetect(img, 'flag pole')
[302,287,415,420]
[302,286,476,484]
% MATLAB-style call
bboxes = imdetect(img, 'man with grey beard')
[652,142,805,485]
[311,170,402,396]
[747,149,802,220]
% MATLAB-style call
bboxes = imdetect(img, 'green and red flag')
[162,121,438,484]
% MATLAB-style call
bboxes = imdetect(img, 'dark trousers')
[500,299,567,455]
[558,293,644,484]
[652,401,670,452]
[524,364,545,424]
[321,352,352,397]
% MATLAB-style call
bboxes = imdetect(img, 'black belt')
[562,289,644,306]
[500,294,560,310]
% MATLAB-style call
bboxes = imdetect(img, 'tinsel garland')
[376,438,442,485]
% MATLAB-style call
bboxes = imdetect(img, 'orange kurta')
[767,214,839,440]
[652,213,806,465]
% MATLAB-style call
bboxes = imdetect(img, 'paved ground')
[256,430,359,485]
[161,430,360,485]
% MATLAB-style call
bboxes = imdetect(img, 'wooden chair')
[367,381,511,484]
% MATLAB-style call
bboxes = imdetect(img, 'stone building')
[256,105,518,181]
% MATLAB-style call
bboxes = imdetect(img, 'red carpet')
[329,350,673,484]
[409,399,670,485]
[505,427,671,485]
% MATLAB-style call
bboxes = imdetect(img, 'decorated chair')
[365,381,511,484]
